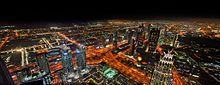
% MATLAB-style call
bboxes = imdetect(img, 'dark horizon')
[0,1,220,24]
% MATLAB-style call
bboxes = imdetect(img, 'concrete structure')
[0,57,14,85]
[146,25,160,53]
[151,51,174,85]
[76,45,87,71]
[60,45,73,73]
[35,52,50,74]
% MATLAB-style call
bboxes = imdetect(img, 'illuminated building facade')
[131,38,135,56]
[158,28,165,45]
[113,31,118,48]
[136,28,142,47]
[60,45,73,73]
[172,34,179,48]
[76,46,87,70]
[140,25,161,64]
[21,72,52,85]
[35,52,50,74]
[0,57,14,85]
[146,25,160,53]
[151,51,174,85]
[46,47,63,84]
[103,68,118,79]
[46,48,62,74]
[126,29,132,44]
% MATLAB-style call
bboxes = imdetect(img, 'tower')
[136,28,142,46]
[172,34,179,48]
[129,30,135,56]
[126,29,132,44]
[35,52,50,74]
[0,57,14,85]
[158,28,165,45]
[76,45,86,71]
[113,31,118,48]
[150,51,174,85]
[130,38,135,56]
[146,25,160,53]
[60,45,73,73]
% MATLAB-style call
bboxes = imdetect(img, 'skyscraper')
[126,29,133,44]
[146,25,160,53]
[0,57,14,85]
[150,51,174,85]
[60,45,73,73]
[113,31,118,48]
[172,34,179,48]
[35,52,50,74]
[131,38,135,56]
[136,28,142,46]
[75,45,86,70]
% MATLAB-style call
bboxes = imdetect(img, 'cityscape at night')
[0,1,220,85]
[0,19,220,85]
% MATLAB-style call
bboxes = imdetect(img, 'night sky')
[0,1,219,23]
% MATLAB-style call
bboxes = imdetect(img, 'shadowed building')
[146,24,160,53]
[0,57,14,85]
[76,45,87,70]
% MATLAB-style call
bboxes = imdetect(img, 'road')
[175,46,220,85]
[0,36,9,50]
[7,31,149,84]
[191,53,220,83]
[57,32,150,84]
[172,67,186,85]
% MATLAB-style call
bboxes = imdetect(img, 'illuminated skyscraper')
[131,38,135,56]
[76,45,86,70]
[35,52,50,73]
[158,28,165,45]
[113,31,118,48]
[126,30,133,44]
[151,51,174,85]
[136,28,142,46]
[60,45,73,73]
[0,57,14,85]
[172,34,179,48]
[146,25,160,53]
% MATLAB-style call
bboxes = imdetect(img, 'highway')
[6,31,182,84]
[172,67,186,85]
[57,32,150,84]
[192,54,220,83]
[0,36,9,50]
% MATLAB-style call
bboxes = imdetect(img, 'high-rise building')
[35,52,50,74]
[172,34,179,48]
[113,31,118,48]
[146,25,160,53]
[60,45,73,73]
[131,39,135,56]
[0,57,14,85]
[108,33,113,44]
[75,45,86,70]
[128,30,135,56]
[126,29,132,44]
[158,28,165,45]
[136,28,142,46]
[20,69,52,85]
[150,51,174,85]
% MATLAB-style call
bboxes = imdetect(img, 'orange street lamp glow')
[137,56,142,61]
